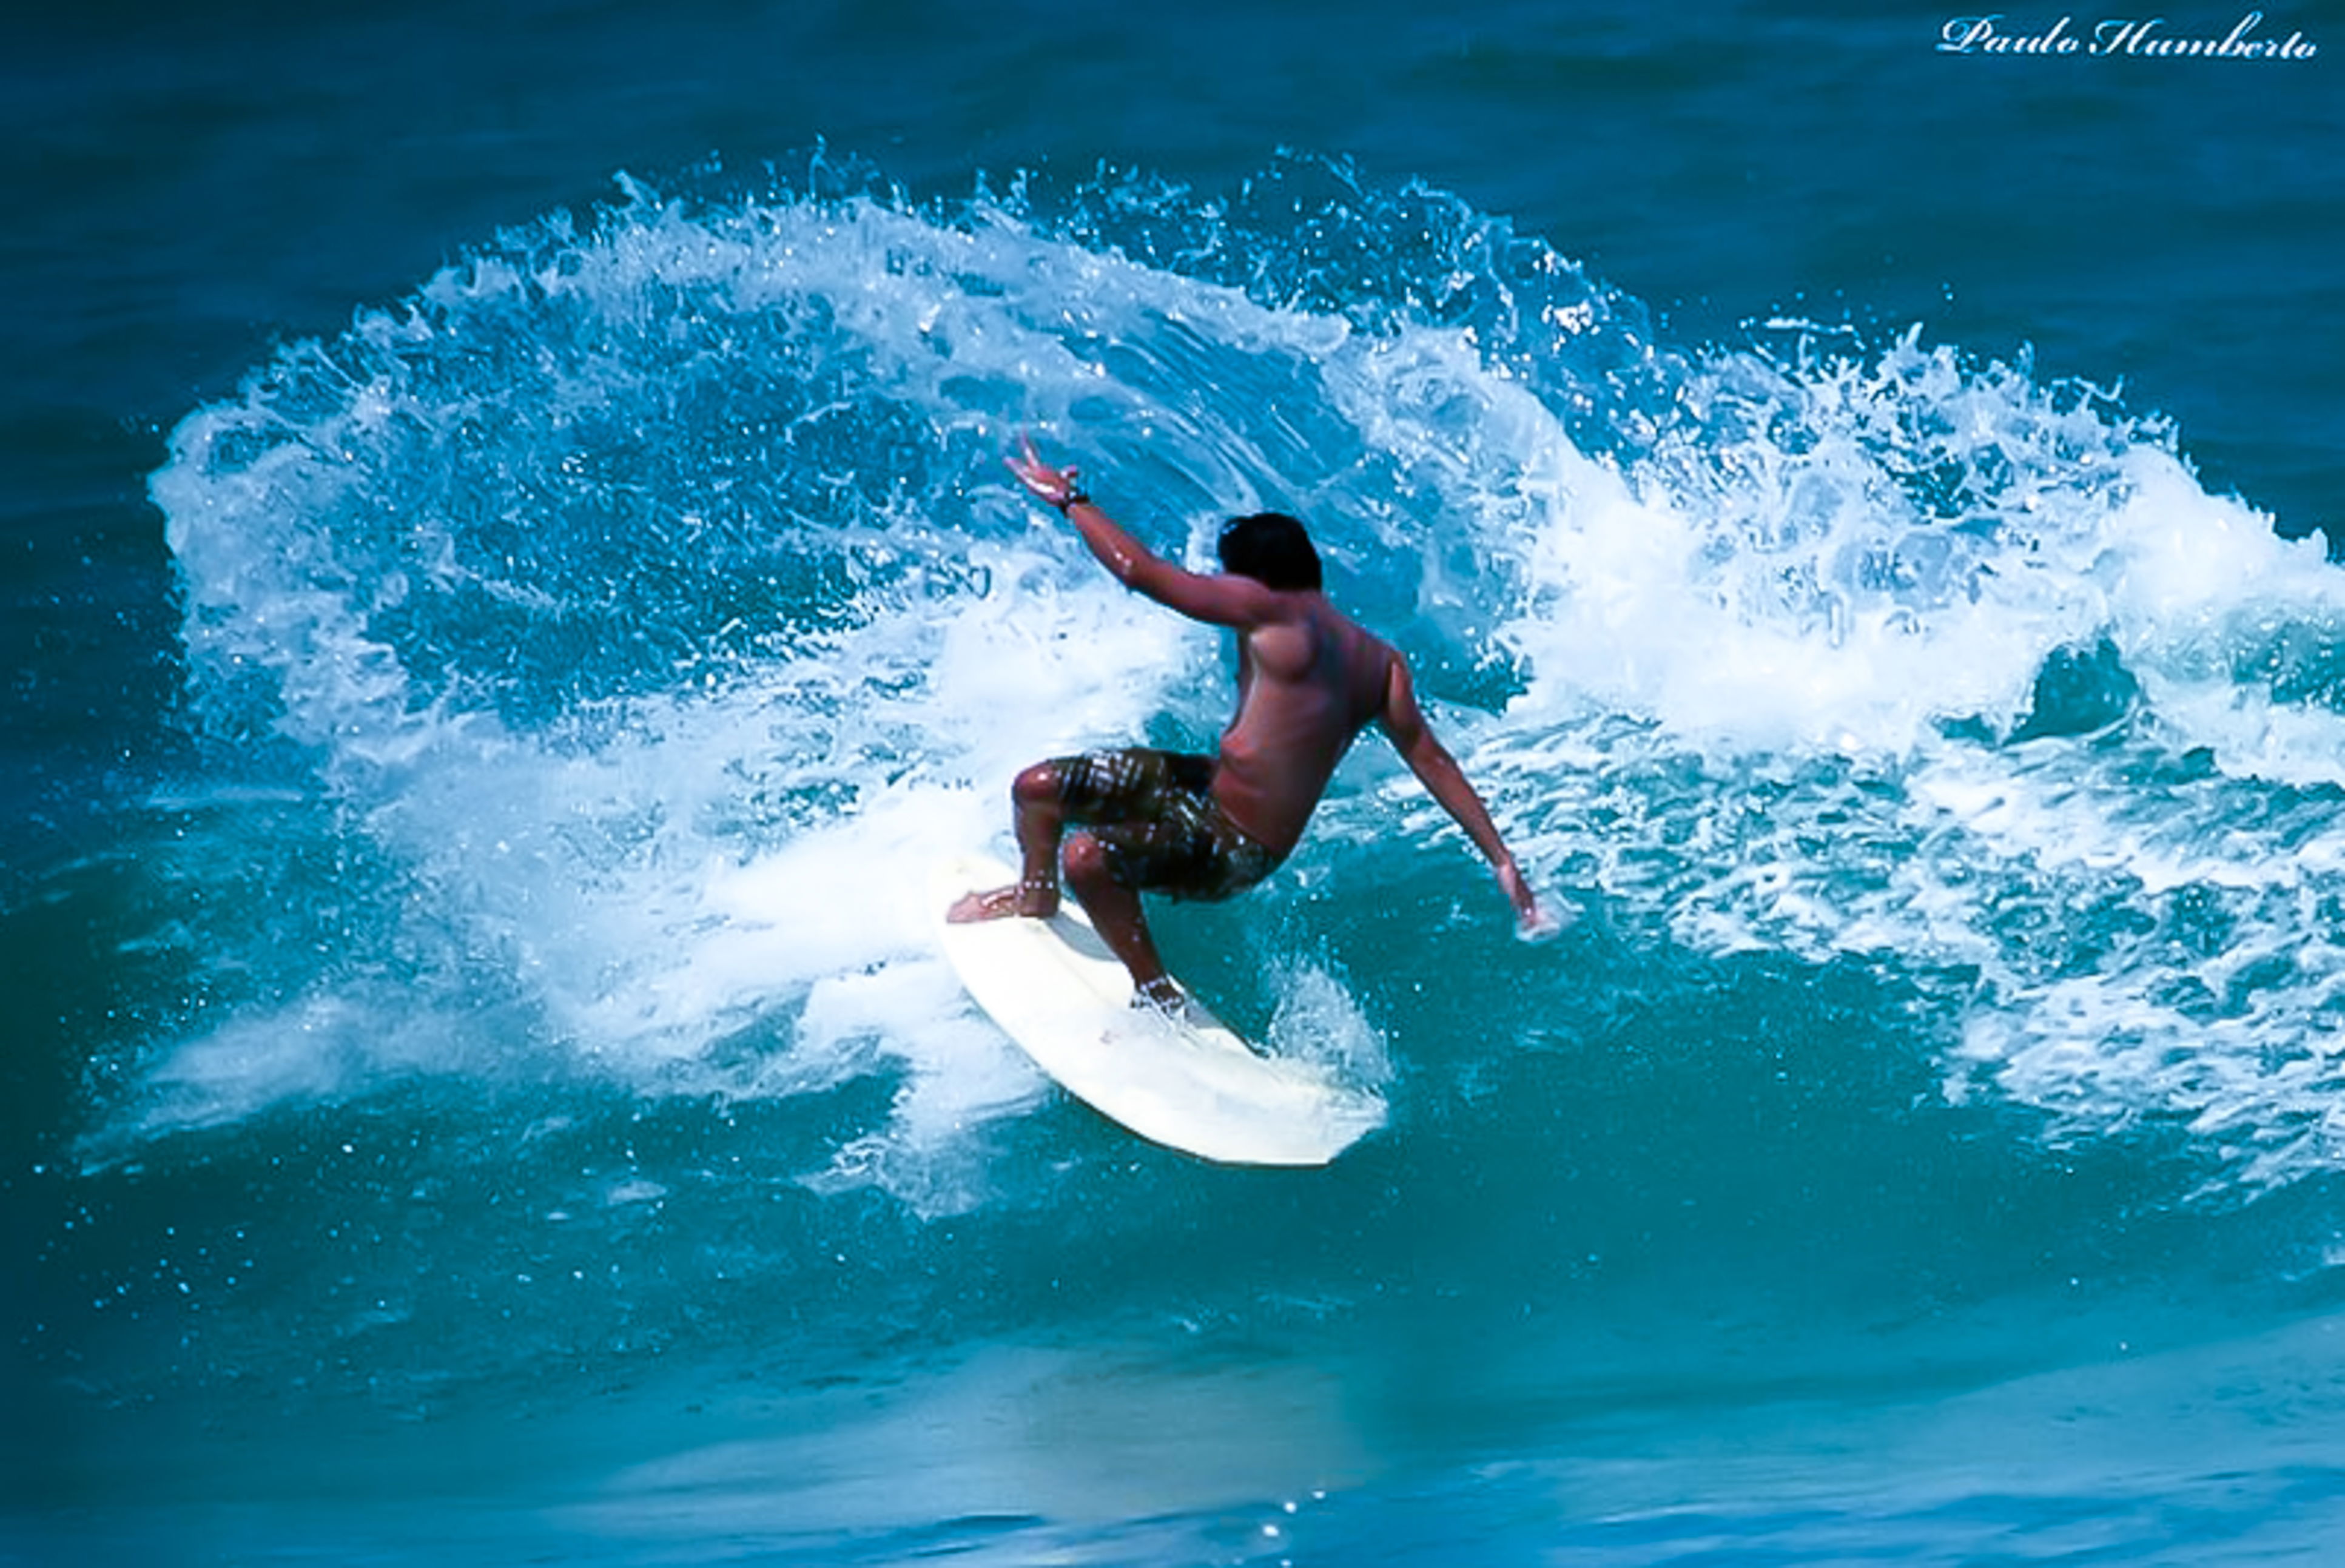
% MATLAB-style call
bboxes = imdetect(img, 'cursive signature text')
[1939,11,2319,57]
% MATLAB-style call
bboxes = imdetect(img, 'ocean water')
[8,2,2345,1562]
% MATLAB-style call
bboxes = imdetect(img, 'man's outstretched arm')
[1379,658,1555,936]
[1005,436,1279,629]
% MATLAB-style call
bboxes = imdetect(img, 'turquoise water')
[9,5,2345,1563]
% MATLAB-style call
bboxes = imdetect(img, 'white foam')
[1265,963,1392,1091]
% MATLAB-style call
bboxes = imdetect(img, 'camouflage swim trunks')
[1047,748,1282,902]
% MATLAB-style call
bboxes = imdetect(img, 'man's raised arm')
[1005,434,1277,628]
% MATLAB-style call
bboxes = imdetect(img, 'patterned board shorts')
[1048,748,1282,902]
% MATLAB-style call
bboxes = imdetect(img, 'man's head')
[1217,512,1323,592]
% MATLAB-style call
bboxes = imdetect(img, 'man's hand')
[1006,432,1086,511]
[1499,858,1565,941]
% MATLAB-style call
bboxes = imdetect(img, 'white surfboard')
[934,855,1383,1166]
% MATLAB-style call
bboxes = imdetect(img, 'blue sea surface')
[8,3,2345,1563]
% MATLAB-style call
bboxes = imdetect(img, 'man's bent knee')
[1013,762,1061,808]
[1062,832,1115,890]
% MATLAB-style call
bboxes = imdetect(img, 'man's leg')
[946,762,1068,923]
[1061,830,1178,1005]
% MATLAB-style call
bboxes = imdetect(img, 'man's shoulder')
[1287,590,1373,633]
[1317,599,1399,665]
[1311,602,1404,709]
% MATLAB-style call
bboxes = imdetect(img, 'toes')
[946,887,1010,923]
[947,884,1056,923]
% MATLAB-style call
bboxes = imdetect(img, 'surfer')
[949,436,1553,1011]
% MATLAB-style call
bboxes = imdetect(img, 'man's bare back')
[949,436,1549,1010]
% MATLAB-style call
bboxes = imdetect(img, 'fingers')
[1004,432,1080,507]
[1498,860,1569,941]
[1006,432,1039,478]
[1003,449,1051,500]
[1516,901,1569,943]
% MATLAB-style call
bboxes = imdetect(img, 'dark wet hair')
[1216,512,1322,592]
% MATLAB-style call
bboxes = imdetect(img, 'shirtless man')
[949,436,1550,1010]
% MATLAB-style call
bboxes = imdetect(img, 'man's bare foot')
[1131,974,1197,1021]
[946,878,1057,923]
